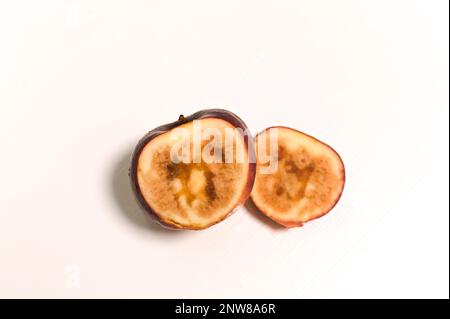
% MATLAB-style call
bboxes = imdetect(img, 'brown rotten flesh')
[130,109,255,230]
[251,127,345,228]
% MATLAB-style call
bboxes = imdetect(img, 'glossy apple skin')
[251,126,346,228]
[129,109,256,230]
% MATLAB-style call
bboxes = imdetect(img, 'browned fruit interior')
[136,118,251,229]
[251,127,345,227]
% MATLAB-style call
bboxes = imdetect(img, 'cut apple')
[251,127,345,228]
[130,109,256,230]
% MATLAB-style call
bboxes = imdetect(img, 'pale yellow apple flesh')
[136,118,251,229]
[251,127,345,227]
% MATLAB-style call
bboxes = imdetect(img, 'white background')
[0,0,448,298]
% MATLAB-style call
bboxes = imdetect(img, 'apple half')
[130,109,256,230]
[251,127,345,228]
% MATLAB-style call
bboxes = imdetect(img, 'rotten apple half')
[251,127,345,228]
[130,109,256,230]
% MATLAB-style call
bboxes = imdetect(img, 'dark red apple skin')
[252,126,346,228]
[129,109,256,230]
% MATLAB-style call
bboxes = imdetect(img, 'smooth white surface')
[0,0,448,298]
